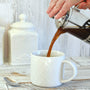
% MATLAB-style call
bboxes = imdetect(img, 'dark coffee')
[47,28,65,57]
[63,28,90,43]
[47,27,90,57]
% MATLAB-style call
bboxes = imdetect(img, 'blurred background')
[0,0,90,60]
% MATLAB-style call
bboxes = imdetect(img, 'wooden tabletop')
[0,57,90,90]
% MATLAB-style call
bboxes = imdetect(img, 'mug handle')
[60,60,77,83]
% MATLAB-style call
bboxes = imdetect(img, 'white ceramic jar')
[8,14,38,65]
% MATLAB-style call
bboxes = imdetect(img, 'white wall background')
[0,0,90,59]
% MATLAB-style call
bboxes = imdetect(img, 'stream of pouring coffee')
[47,27,65,57]
[47,27,90,57]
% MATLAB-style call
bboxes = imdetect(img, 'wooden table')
[0,57,90,90]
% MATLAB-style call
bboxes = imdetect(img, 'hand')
[46,0,82,19]
[78,0,90,9]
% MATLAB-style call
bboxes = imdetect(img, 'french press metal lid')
[55,6,90,29]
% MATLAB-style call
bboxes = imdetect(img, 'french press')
[55,6,90,43]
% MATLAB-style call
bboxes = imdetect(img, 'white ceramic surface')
[11,14,34,29]
[30,50,77,87]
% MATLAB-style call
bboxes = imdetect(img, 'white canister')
[0,27,5,65]
[8,14,38,65]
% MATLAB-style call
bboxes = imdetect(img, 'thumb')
[78,2,87,9]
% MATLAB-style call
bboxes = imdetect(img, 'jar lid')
[11,14,34,29]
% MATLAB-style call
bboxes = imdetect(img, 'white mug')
[30,50,77,87]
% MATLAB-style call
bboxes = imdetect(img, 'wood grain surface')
[0,57,89,90]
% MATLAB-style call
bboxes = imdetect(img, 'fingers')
[75,0,85,6]
[78,2,87,9]
[78,1,90,9]
[47,0,58,14]
[48,0,65,17]
[55,2,72,19]
[47,0,89,19]
[87,4,90,9]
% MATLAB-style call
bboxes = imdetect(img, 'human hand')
[78,0,90,9]
[46,0,82,19]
